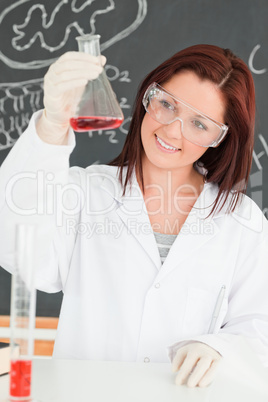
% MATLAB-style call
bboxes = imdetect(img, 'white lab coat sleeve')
[167,233,268,367]
[0,110,79,292]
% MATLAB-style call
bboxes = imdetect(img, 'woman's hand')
[172,342,222,388]
[37,51,106,144]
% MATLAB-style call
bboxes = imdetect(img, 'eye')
[159,99,175,111]
[192,120,207,130]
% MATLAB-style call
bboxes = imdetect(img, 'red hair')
[110,44,255,215]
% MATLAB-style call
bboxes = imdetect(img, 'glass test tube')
[9,224,37,402]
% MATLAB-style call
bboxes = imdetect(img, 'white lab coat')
[0,111,268,365]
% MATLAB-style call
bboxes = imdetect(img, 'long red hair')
[110,44,255,215]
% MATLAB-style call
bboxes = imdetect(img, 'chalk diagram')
[0,0,147,149]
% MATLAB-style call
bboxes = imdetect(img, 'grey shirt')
[153,231,177,264]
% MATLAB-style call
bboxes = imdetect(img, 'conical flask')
[70,34,124,132]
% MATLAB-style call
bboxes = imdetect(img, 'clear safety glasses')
[142,82,229,147]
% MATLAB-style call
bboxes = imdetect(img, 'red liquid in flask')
[70,116,123,132]
[10,360,32,398]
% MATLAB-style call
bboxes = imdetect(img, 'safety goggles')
[142,83,228,147]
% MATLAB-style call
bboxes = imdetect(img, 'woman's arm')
[0,110,77,292]
[0,51,105,291]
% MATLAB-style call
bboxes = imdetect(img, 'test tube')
[9,224,37,401]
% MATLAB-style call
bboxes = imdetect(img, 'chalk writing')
[252,134,268,171]
[250,134,267,214]
[0,0,147,150]
[249,170,263,210]
[249,44,267,75]
[0,0,147,69]
[105,65,131,82]
[0,79,43,150]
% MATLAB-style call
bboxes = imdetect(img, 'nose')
[162,117,183,140]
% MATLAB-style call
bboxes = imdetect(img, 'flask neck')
[76,34,101,57]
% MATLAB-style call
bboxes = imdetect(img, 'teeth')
[156,135,178,151]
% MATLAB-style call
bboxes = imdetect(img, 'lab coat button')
[154,283,160,289]
[144,357,150,363]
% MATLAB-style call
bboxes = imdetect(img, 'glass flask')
[70,34,124,132]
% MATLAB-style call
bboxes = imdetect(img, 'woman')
[0,44,267,388]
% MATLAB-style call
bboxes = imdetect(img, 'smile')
[155,134,180,152]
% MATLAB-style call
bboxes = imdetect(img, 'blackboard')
[0,0,267,317]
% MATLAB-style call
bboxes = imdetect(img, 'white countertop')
[1,353,268,402]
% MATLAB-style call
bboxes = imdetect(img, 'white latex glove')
[37,51,106,144]
[172,342,222,388]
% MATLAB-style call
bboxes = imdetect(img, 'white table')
[1,355,268,402]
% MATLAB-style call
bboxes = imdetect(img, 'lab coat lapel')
[100,169,161,270]
[158,183,221,279]
[116,197,162,270]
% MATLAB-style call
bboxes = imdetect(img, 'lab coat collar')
[99,166,161,269]
[99,165,227,218]
[158,188,221,279]
[99,166,224,274]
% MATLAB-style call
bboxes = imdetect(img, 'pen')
[208,285,226,334]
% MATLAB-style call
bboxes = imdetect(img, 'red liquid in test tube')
[10,360,32,398]
[9,225,37,401]
[70,116,123,132]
